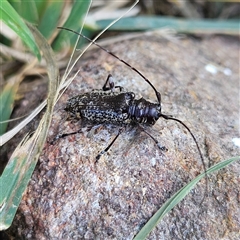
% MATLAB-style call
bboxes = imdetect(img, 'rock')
[8,34,239,239]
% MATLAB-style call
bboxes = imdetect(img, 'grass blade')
[0,22,59,230]
[53,0,92,51]
[0,0,41,60]
[96,16,239,35]
[38,1,64,39]
[10,0,39,23]
[0,82,17,135]
[134,156,240,239]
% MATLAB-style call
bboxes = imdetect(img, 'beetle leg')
[95,127,124,161]
[50,128,83,145]
[102,74,123,92]
[138,124,168,152]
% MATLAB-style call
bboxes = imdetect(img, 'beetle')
[64,73,169,160]
[56,27,207,177]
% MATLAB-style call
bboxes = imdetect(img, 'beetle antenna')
[161,114,208,196]
[57,27,161,104]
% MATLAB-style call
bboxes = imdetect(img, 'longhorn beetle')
[56,27,207,184]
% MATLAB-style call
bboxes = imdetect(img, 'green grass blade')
[38,1,64,39]
[10,0,39,23]
[0,82,18,135]
[0,0,41,60]
[34,0,48,19]
[0,143,36,230]
[7,0,21,15]
[96,16,239,35]
[0,22,59,230]
[53,0,92,51]
[134,156,240,240]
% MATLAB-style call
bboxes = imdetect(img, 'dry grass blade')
[0,22,59,230]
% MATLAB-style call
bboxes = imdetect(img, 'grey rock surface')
[10,34,239,239]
